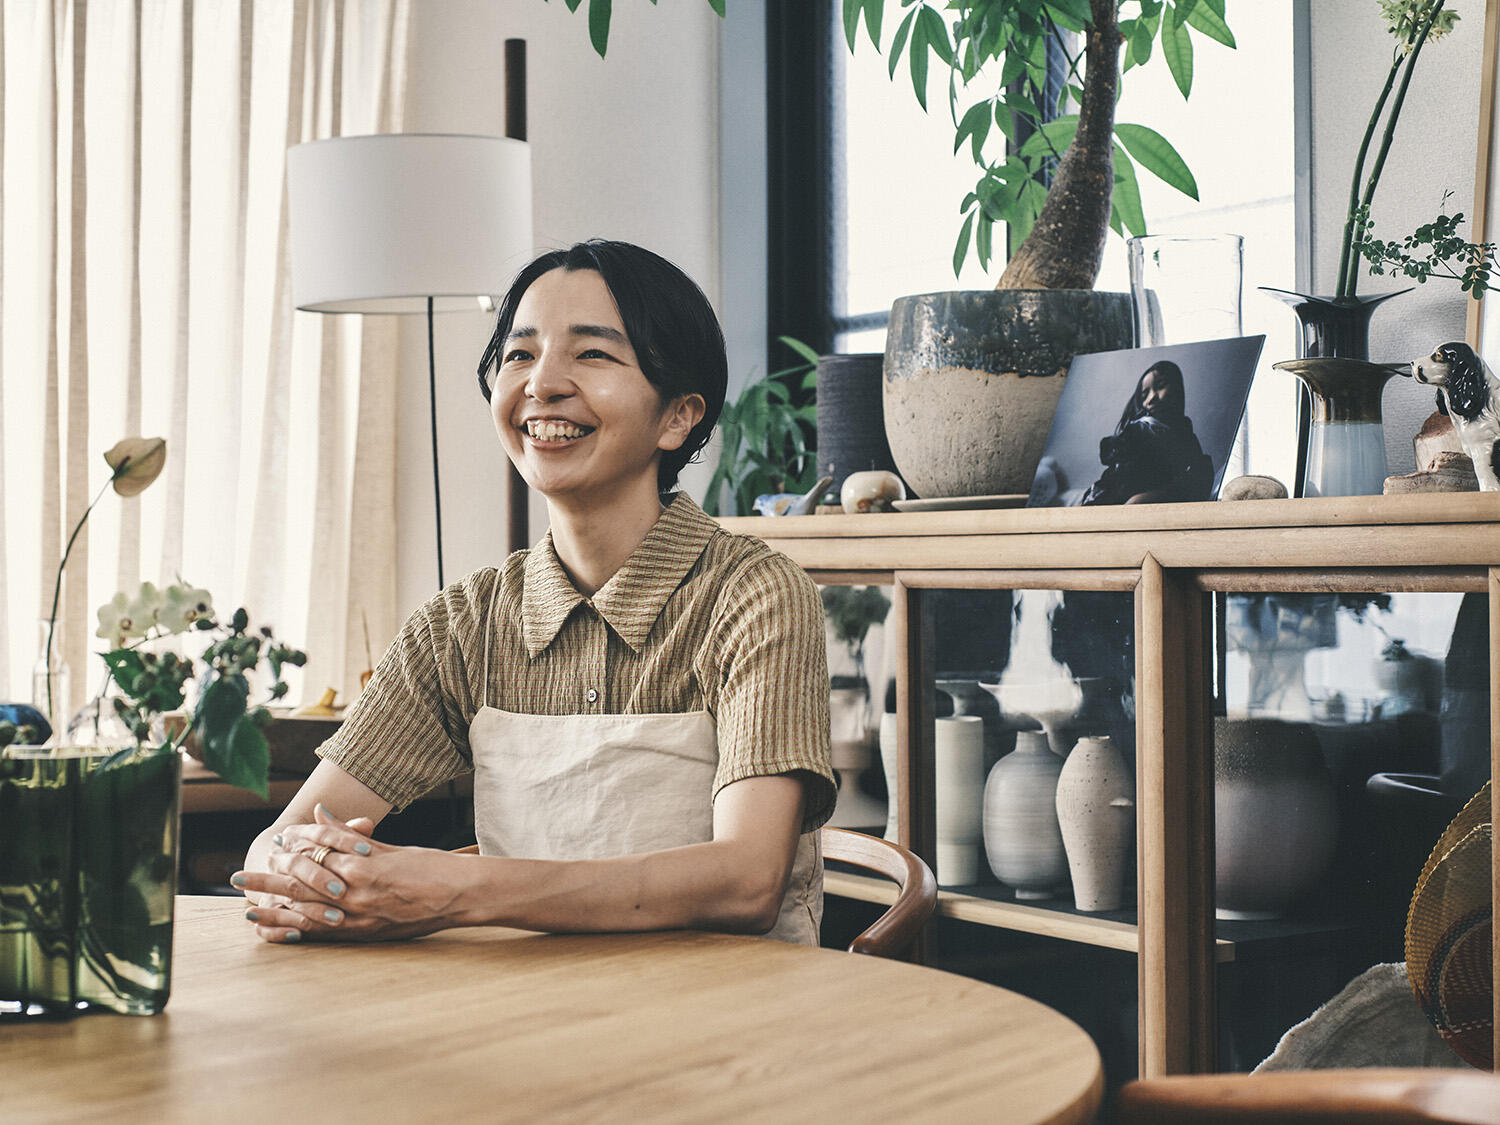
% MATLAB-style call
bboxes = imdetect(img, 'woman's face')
[490,268,703,504]
[1139,368,1178,416]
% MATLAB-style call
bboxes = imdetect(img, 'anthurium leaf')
[587,0,612,58]
[889,8,917,81]
[1185,1,1235,47]
[1160,16,1193,98]
[1115,123,1199,199]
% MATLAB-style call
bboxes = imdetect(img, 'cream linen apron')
[467,610,822,945]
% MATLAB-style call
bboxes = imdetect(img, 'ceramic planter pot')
[1213,717,1337,920]
[882,290,1133,498]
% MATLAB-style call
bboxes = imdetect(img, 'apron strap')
[480,568,503,710]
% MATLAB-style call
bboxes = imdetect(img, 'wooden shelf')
[826,870,1235,961]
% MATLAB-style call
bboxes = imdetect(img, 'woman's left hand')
[232,804,465,943]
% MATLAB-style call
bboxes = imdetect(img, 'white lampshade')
[286,133,533,313]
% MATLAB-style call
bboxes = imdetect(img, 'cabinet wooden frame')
[726,494,1500,1078]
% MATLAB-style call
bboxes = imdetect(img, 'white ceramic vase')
[934,715,985,884]
[879,711,900,841]
[982,730,1068,900]
[1054,735,1135,912]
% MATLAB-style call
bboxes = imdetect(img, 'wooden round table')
[4,897,1103,1122]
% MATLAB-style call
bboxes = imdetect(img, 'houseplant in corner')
[0,582,304,1019]
[555,0,1235,499]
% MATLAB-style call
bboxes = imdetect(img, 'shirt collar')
[521,492,719,658]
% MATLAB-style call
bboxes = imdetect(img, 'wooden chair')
[820,827,935,959]
[451,826,936,959]
[1114,1069,1500,1125]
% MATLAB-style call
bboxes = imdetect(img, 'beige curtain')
[0,0,408,722]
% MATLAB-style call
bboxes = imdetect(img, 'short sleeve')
[316,570,495,810]
[704,552,836,833]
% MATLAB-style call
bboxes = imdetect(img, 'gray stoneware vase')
[982,730,1068,900]
[1213,717,1338,920]
[882,290,1133,498]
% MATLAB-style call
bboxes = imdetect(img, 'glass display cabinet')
[719,493,1498,1082]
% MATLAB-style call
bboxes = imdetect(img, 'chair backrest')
[452,828,937,959]
[1115,1068,1500,1125]
[820,827,936,959]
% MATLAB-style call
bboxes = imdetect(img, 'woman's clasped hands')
[231,803,462,944]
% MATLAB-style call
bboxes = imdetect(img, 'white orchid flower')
[158,583,215,634]
[96,591,143,648]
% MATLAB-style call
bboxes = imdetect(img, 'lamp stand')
[427,295,445,590]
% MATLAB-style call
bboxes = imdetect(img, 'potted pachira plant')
[559,0,1235,499]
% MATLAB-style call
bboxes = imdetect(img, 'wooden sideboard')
[720,491,1500,1079]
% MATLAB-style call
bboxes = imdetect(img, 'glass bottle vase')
[31,620,70,739]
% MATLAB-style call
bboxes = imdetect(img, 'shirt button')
[585,688,599,704]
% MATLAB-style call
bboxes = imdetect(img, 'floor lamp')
[285,133,533,590]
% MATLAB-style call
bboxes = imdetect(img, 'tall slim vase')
[934,715,985,885]
[1272,358,1404,497]
[1054,735,1134,912]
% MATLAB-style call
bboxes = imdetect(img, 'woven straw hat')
[1405,780,1493,1070]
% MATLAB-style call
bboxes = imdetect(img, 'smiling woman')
[234,241,838,950]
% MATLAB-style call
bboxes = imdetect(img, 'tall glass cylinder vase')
[31,620,70,740]
[1128,234,1245,347]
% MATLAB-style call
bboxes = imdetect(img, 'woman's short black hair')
[477,239,728,493]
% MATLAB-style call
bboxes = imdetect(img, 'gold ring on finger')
[309,844,333,867]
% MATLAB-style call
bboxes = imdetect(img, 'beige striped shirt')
[319,492,836,832]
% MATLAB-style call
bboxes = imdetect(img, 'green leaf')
[1170,0,1198,29]
[1115,123,1199,200]
[1047,0,1092,30]
[863,0,883,48]
[842,0,862,52]
[564,0,583,11]
[917,6,952,65]
[1017,115,1078,159]
[705,0,726,17]
[888,8,917,81]
[777,335,820,365]
[953,210,976,277]
[1111,143,1148,238]
[207,714,270,801]
[954,100,992,160]
[1185,1,1235,48]
[909,8,931,110]
[1160,15,1193,98]
[587,0,612,58]
[975,213,993,271]
[1129,19,1154,66]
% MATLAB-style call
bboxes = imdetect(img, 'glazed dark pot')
[815,353,901,499]
[883,290,1133,498]
[1214,717,1338,920]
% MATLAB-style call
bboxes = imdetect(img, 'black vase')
[815,353,902,499]
[1258,287,1410,360]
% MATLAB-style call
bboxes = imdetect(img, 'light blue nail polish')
[284,929,302,943]
[354,841,372,856]
[230,873,248,888]
[323,908,342,923]
[244,909,259,923]
[326,880,345,897]
[272,833,284,847]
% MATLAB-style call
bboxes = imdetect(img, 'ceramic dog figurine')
[1410,342,1500,491]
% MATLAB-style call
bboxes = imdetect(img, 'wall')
[395,0,723,621]
[1307,0,1488,476]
